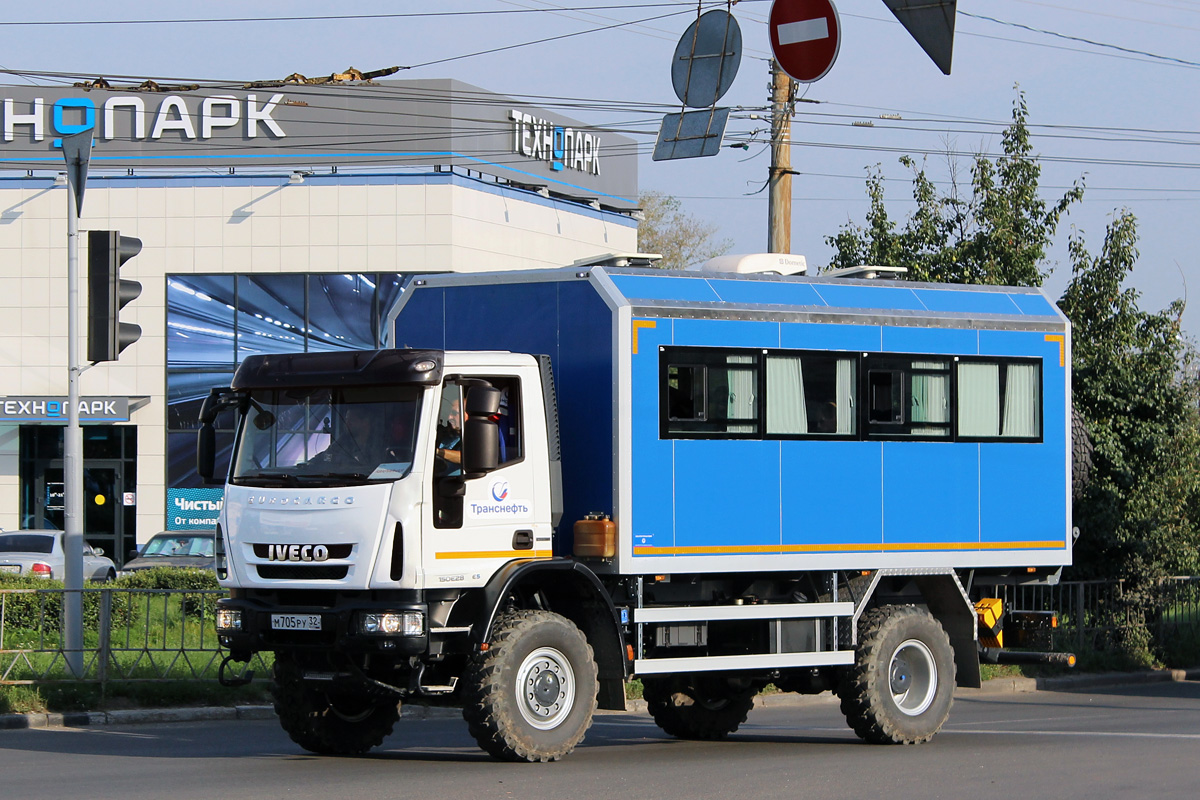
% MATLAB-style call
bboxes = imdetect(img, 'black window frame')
[954,356,1044,443]
[861,354,954,441]
[658,346,1044,445]
[659,346,762,440]
[762,349,860,441]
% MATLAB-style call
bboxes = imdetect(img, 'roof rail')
[571,253,663,268]
[823,265,908,280]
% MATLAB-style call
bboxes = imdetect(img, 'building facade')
[0,79,639,563]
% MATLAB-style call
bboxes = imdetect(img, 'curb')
[2,668,1197,730]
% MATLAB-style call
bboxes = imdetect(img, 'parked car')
[0,530,117,581]
[121,531,217,575]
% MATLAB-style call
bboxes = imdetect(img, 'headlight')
[216,608,243,631]
[359,611,423,636]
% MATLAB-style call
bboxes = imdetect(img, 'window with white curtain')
[865,356,951,438]
[664,349,759,436]
[766,353,856,436]
[662,348,1040,443]
[910,360,950,437]
[958,359,1040,439]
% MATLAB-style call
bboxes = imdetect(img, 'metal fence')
[0,586,268,692]
[4,579,1198,691]
[990,577,1200,661]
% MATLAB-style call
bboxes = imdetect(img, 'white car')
[0,530,118,581]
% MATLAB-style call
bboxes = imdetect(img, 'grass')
[1,569,274,715]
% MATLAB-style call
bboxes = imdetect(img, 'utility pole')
[767,59,794,254]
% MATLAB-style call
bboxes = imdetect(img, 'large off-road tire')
[642,674,756,740]
[837,605,955,745]
[462,610,598,762]
[272,654,400,755]
[1072,406,1093,503]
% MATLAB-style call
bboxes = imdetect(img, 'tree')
[825,92,1082,287]
[637,190,731,270]
[1058,213,1200,586]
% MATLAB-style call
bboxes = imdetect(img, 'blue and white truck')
[203,258,1074,760]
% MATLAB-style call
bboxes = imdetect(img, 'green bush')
[0,573,62,634]
[113,567,223,619]
[1,568,222,639]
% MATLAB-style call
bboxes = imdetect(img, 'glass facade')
[165,273,406,495]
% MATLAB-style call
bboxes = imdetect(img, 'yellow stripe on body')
[633,540,1066,556]
[435,549,552,560]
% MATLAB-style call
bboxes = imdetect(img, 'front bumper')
[216,594,428,658]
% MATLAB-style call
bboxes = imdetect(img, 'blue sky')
[3,1,1197,335]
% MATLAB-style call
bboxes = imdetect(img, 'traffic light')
[87,230,143,363]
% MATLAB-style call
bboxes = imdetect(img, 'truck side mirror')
[462,386,502,476]
[197,422,217,484]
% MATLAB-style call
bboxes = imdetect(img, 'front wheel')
[642,674,756,740]
[271,654,400,755]
[462,610,597,762]
[837,605,955,744]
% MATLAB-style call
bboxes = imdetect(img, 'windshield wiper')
[298,472,373,483]
[237,472,303,487]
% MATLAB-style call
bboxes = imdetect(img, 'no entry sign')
[769,0,842,83]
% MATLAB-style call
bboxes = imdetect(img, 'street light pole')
[61,130,92,678]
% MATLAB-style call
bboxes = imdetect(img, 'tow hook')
[218,654,255,687]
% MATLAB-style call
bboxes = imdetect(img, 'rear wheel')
[462,610,597,762]
[271,654,399,755]
[837,605,955,744]
[643,674,756,740]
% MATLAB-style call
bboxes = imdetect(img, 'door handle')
[512,530,534,550]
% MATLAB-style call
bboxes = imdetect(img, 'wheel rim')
[888,638,937,716]
[516,646,575,730]
[327,695,378,723]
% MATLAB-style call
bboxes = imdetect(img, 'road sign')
[883,0,956,75]
[653,108,731,161]
[671,9,743,108]
[768,0,841,83]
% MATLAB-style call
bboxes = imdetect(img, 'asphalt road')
[3,682,1198,800]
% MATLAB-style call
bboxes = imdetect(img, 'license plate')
[0,565,19,574]
[271,614,322,631]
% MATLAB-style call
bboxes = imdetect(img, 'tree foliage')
[825,93,1200,609]
[637,190,731,270]
[825,92,1082,287]
[1058,214,1200,584]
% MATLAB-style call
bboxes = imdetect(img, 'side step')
[632,600,856,676]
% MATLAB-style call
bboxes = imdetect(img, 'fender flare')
[472,558,629,710]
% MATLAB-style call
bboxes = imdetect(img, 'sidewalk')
[3,667,1198,731]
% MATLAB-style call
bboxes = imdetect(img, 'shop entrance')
[19,425,138,566]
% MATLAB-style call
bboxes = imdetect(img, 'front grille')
[252,543,353,559]
[256,564,349,580]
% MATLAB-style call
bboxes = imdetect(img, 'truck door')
[426,375,548,586]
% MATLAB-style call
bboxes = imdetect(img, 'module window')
[662,349,760,438]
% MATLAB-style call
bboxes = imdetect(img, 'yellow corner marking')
[1045,334,1065,367]
[436,549,551,560]
[632,319,657,354]
[632,541,1065,556]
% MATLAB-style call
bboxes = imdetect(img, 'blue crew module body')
[387,266,1072,577]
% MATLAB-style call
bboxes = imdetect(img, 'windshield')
[0,534,55,554]
[142,535,215,558]
[230,385,423,486]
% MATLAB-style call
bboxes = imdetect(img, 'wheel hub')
[516,646,575,731]
[888,638,937,717]
[533,670,561,706]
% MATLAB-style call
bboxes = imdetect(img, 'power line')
[403,8,695,70]
[0,3,735,27]
[959,10,1200,68]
